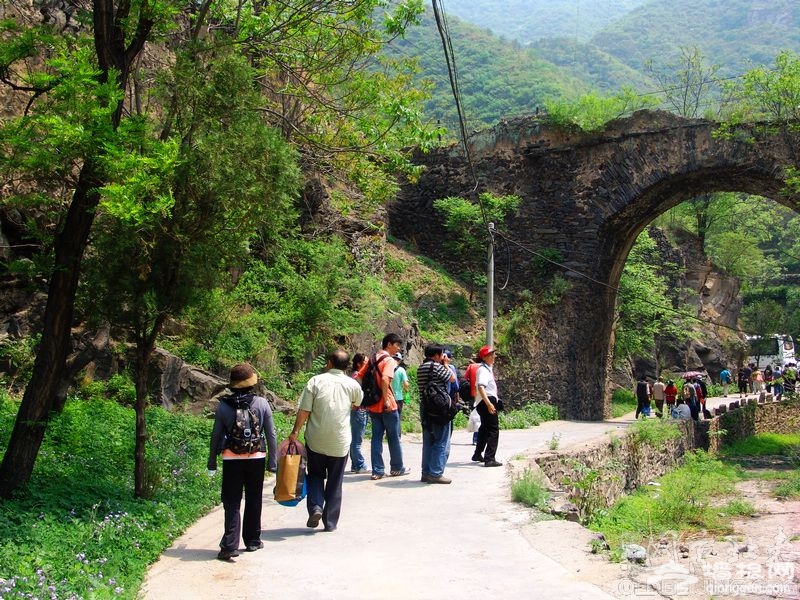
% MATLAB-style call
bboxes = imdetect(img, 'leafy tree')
[644,45,721,118]
[80,47,300,497]
[614,231,686,367]
[0,0,435,498]
[704,233,764,280]
[0,0,164,498]
[433,192,521,295]
[543,87,657,132]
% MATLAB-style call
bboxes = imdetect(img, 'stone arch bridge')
[389,110,800,420]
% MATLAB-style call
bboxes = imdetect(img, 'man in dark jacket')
[208,363,277,560]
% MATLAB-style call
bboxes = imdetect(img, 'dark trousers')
[220,457,265,551]
[306,446,347,530]
[635,398,646,418]
[475,398,500,462]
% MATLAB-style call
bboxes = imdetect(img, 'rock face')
[148,348,295,416]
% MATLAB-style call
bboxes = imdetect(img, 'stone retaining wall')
[530,398,799,521]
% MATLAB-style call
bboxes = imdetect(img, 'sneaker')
[484,460,503,467]
[217,548,240,560]
[350,466,369,474]
[306,509,323,528]
[471,454,484,462]
[389,467,411,477]
[427,475,452,484]
[244,542,264,552]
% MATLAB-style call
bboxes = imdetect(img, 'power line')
[492,229,760,337]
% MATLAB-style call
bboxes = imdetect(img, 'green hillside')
[592,0,800,76]
[440,0,649,43]
[390,10,590,130]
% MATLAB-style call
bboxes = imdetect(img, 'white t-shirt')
[476,363,498,398]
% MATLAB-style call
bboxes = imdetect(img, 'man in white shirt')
[472,345,502,467]
[289,350,363,532]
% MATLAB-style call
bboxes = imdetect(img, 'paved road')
[141,420,630,600]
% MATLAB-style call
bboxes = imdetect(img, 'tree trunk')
[133,342,152,499]
[0,163,102,498]
[0,0,154,498]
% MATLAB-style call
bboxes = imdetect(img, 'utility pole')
[487,222,495,347]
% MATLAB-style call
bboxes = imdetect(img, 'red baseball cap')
[478,345,495,359]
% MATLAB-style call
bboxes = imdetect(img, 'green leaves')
[543,87,658,132]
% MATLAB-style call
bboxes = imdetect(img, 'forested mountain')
[390,7,652,131]
[406,0,800,130]
[590,0,800,77]
[440,0,649,43]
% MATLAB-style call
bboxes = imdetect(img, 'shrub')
[511,469,550,509]
[610,388,637,418]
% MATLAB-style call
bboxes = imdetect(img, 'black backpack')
[361,354,389,407]
[223,393,262,454]
[420,363,458,425]
[458,378,473,405]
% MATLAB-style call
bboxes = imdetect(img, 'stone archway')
[390,110,800,419]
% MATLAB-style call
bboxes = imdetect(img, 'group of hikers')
[207,333,500,561]
[634,361,798,423]
[729,362,798,400]
[634,375,709,421]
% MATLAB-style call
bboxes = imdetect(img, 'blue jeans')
[349,409,368,471]
[369,411,403,476]
[421,420,451,478]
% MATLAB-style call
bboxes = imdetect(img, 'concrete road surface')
[141,420,630,600]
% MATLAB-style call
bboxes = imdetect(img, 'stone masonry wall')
[530,399,800,520]
[391,110,800,420]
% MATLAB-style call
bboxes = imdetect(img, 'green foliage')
[721,433,800,457]
[610,388,637,418]
[511,469,551,509]
[0,396,219,599]
[0,334,38,388]
[590,450,746,549]
[614,230,686,363]
[543,87,657,132]
[433,192,522,258]
[720,51,800,137]
[774,472,800,499]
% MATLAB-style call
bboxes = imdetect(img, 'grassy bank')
[0,391,291,600]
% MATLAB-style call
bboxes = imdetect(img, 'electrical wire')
[427,2,765,341]
[492,229,764,337]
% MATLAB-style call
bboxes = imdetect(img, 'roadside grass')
[610,389,637,418]
[590,450,750,551]
[774,472,800,498]
[0,390,291,600]
[511,469,550,509]
[720,433,800,457]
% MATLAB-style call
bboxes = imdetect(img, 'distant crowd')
[633,361,797,422]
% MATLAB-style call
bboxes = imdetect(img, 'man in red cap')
[472,345,502,467]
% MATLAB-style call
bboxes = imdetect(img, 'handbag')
[274,440,307,507]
